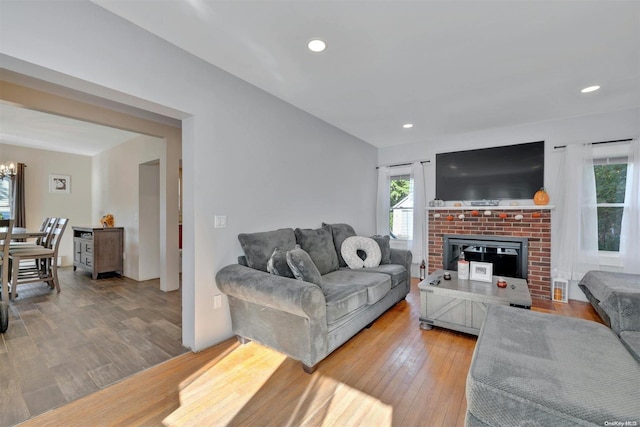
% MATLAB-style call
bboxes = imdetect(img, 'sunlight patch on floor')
[163,342,288,426]
[318,381,393,426]
[162,341,391,426]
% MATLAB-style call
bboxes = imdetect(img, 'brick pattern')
[427,209,551,300]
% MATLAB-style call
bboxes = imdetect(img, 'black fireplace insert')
[443,234,529,279]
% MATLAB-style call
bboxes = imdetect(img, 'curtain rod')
[376,160,430,170]
[553,138,634,150]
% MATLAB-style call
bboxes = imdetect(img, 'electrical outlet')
[214,294,222,309]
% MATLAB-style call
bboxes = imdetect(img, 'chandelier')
[0,162,16,180]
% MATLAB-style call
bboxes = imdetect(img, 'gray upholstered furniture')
[578,270,640,361]
[466,305,640,426]
[215,223,412,373]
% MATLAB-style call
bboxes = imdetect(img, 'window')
[390,174,412,240]
[594,157,627,251]
[0,178,10,219]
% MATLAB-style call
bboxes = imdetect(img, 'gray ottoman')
[466,305,640,426]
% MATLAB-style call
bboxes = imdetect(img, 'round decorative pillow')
[341,236,381,269]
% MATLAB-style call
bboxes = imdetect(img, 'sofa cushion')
[266,248,294,278]
[341,236,382,269]
[295,226,339,275]
[322,270,391,305]
[360,264,407,288]
[286,246,323,285]
[579,271,640,334]
[371,235,392,265]
[323,222,357,267]
[467,305,640,426]
[320,282,368,324]
[238,228,296,272]
[578,270,640,303]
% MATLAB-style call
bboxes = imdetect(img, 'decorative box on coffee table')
[419,269,532,335]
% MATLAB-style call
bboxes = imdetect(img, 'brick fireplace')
[427,208,552,300]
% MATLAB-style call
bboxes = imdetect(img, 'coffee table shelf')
[418,269,532,335]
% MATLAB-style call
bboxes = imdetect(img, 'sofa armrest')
[216,264,327,320]
[600,290,640,334]
[216,264,329,368]
[390,248,413,276]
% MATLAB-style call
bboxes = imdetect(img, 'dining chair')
[0,219,13,332]
[9,218,68,299]
[9,217,55,250]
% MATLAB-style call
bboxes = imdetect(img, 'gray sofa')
[466,305,640,426]
[215,223,412,373]
[578,270,640,360]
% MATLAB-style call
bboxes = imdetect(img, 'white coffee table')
[418,269,532,335]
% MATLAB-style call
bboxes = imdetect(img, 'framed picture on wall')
[470,261,493,282]
[49,174,71,194]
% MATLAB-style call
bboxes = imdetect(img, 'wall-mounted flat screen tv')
[436,141,544,201]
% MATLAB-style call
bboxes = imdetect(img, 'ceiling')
[0,101,141,156]
[91,0,639,148]
[1,1,639,155]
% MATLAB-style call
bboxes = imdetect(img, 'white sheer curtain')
[409,162,426,263]
[376,166,391,236]
[620,140,640,273]
[554,144,599,281]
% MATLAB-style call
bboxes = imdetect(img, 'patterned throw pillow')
[341,236,382,269]
[286,245,323,285]
[266,248,294,278]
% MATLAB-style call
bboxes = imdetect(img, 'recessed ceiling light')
[307,39,326,53]
[581,85,600,93]
[402,123,414,129]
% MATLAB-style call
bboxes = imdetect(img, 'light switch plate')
[214,294,222,308]
[214,215,227,228]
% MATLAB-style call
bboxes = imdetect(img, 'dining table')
[1,227,48,331]
[11,227,47,240]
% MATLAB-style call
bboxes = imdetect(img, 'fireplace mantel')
[427,205,555,211]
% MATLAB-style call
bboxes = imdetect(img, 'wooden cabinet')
[73,226,123,279]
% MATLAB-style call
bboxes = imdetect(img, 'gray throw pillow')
[238,228,296,272]
[322,222,357,268]
[286,246,323,285]
[294,225,339,275]
[371,235,392,265]
[266,248,294,278]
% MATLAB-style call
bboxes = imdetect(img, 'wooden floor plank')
[14,278,600,427]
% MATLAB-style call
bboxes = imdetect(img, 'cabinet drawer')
[82,242,93,254]
[83,255,93,267]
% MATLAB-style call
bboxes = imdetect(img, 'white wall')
[92,134,165,281]
[0,142,92,265]
[139,161,161,281]
[379,108,640,300]
[0,1,377,350]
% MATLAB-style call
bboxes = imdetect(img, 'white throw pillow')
[341,236,382,269]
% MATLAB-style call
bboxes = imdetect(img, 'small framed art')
[470,261,493,282]
[49,174,71,194]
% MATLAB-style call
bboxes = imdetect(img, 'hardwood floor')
[17,279,601,427]
[0,268,186,426]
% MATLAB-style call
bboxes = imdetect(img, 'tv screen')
[436,141,544,201]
